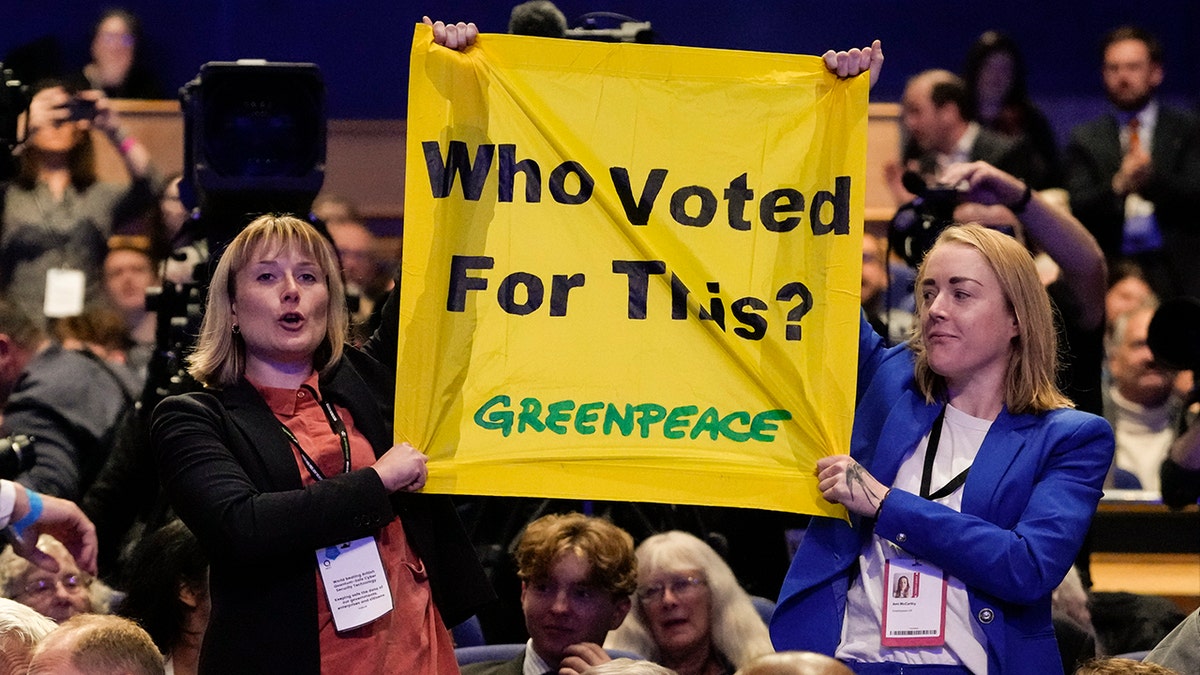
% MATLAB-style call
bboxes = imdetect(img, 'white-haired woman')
[607,530,774,675]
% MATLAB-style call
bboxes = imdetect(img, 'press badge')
[881,557,948,647]
[316,536,393,632]
[43,268,86,318]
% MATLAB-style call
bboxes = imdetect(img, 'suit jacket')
[911,126,1044,187]
[152,313,494,674]
[769,317,1114,675]
[1065,105,1200,297]
[460,651,526,675]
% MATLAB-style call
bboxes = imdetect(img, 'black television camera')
[0,435,34,480]
[1148,297,1200,375]
[888,171,962,268]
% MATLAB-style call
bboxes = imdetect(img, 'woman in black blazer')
[152,214,492,674]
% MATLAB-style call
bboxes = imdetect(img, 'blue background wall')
[7,2,1200,129]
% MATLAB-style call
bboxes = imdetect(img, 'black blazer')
[152,341,493,674]
[1065,105,1200,297]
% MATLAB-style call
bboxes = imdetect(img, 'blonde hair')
[909,224,1071,414]
[606,531,774,668]
[186,214,347,387]
[0,535,116,616]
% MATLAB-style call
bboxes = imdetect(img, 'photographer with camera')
[1,81,158,328]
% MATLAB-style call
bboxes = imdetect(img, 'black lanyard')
[920,406,971,501]
[279,384,351,483]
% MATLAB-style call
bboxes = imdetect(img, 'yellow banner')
[398,24,867,516]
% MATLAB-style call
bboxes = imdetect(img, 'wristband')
[11,488,43,539]
[119,135,138,155]
[1007,182,1033,214]
[874,488,891,519]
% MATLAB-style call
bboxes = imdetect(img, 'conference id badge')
[880,557,947,647]
[316,536,393,632]
[43,268,86,318]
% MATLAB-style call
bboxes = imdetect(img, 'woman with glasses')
[0,534,112,623]
[606,531,773,675]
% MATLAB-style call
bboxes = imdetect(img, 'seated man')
[0,597,56,674]
[27,613,163,675]
[1105,302,1181,492]
[462,512,638,675]
[0,298,130,499]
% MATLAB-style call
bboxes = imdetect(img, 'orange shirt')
[256,374,459,675]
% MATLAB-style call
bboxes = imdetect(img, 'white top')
[523,639,553,675]
[0,480,16,529]
[836,404,992,673]
[1110,387,1176,493]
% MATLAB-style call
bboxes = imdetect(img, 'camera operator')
[1,81,158,328]
[0,479,98,575]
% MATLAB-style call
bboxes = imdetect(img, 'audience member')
[325,218,394,343]
[27,613,164,675]
[1160,410,1200,508]
[888,69,1041,204]
[151,215,491,673]
[0,81,158,325]
[74,9,164,100]
[860,231,914,345]
[310,192,360,226]
[0,534,114,623]
[1064,26,1200,300]
[734,651,854,675]
[1144,607,1199,674]
[116,520,208,675]
[462,512,638,675]
[1053,566,1098,672]
[0,298,131,499]
[963,30,1061,187]
[49,307,140,387]
[1105,303,1181,492]
[0,597,56,675]
[102,235,159,385]
[607,530,773,675]
[1090,592,1185,659]
[509,1,568,38]
[0,479,99,576]
[1074,657,1181,674]
[151,174,206,287]
[1105,262,1155,332]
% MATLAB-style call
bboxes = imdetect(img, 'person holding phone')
[1,81,158,326]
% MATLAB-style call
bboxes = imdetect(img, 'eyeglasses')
[637,575,706,604]
[20,573,91,598]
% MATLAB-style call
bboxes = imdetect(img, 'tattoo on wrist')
[845,463,885,510]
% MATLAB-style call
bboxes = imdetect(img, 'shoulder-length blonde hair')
[187,214,347,387]
[909,224,1071,414]
[605,531,773,668]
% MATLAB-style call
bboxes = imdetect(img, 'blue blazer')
[770,318,1114,675]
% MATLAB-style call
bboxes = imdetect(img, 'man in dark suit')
[462,513,637,675]
[1065,26,1200,299]
[898,69,1042,190]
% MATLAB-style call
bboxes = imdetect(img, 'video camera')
[0,435,34,481]
[888,171,961,268]
[143,60,326,403]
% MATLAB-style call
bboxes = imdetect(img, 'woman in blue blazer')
[770,222,1114,675]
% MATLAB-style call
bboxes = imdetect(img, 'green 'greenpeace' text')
[473,395,792,442]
